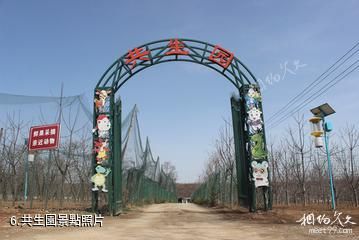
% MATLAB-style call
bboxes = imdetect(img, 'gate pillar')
[241,84,272,212]
[231,96,251,208]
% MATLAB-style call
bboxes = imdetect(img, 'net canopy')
[0,92,93,121]
[121,105,176,205]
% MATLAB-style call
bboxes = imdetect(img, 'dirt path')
[1,203,356,240]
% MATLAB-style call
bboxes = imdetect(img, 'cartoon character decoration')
[244,85,270,190]
[247,87,261,101]
[245,86,264,134]
[245,87,261,109]
[91,165,111,192]
[251,161,269,188]
[250,133,267,159]
[247,108,263,134]
[93,114,111,138]
[94,139,109,164]
[92,89,112,195]
[94,89,111,113]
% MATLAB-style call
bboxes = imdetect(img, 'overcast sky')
[0,0,358,182]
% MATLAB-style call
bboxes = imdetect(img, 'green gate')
[92,38,272,214]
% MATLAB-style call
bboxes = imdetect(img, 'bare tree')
[215,120,235,207]
[2,113,27,206]
[286,115,310,206]
[337,124,359,207]
[278,145,291,205]
[54,103,82,207]
[311,149,327,205]
[162,161,177,182]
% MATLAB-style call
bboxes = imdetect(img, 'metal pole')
[23,139,28,205]
[29,154,34,209]
[323,118,336,210]
[44,150,51,210]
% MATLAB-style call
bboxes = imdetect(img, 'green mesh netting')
[191,169,238,207]
[121,105,176,206]
[0,92,176,206]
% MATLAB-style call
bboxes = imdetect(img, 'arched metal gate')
[92,38,272,215]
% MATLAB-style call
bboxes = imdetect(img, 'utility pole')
[323,118,336,210]
[309,103,336,210]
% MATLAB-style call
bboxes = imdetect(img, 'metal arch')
[96,39,258,92]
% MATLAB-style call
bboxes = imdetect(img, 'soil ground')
[1,203,358,240]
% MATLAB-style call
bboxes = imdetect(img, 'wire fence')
[120,106,177,207]
[192,169,238,207]
[0,93,177,209]
[124,169,176,205]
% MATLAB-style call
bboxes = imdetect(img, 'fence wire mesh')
[191,169,238,207]
[121,106,177,206]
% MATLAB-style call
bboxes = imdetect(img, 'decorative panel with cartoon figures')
[94,89,111,113]
[242,85,269,189]
[92,88,112,193]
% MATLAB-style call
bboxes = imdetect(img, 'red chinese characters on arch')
[165,39,189,56]
[125,47,150,69]
[208,45,234,69]
[28,123,60,151]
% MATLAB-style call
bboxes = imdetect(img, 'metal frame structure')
[93,38,272,214]
[96,39,256,91]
